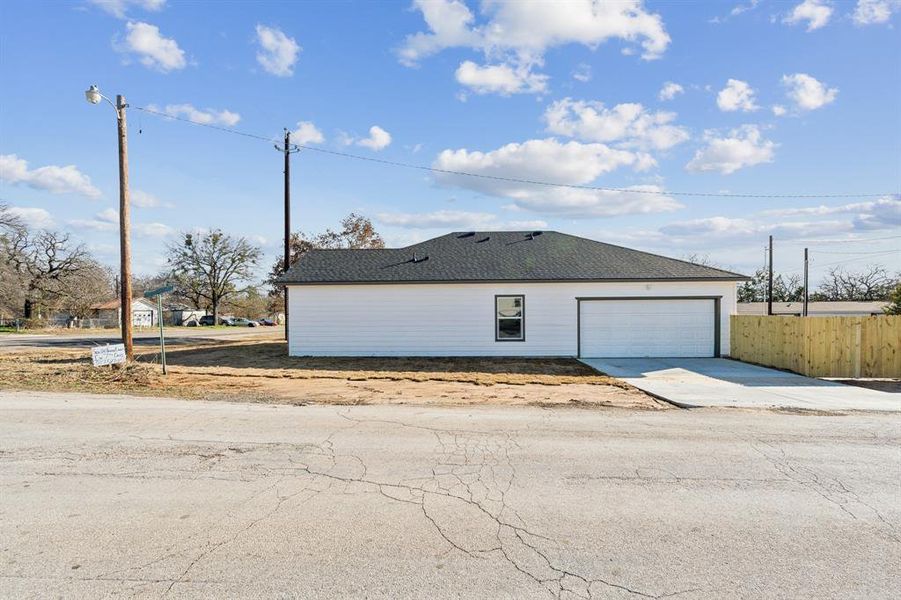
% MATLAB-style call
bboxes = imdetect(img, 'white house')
[279,231,748,358]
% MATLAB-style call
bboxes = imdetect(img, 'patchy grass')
[0,338,663,410]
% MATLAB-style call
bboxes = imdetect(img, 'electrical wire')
[131,105,897,200]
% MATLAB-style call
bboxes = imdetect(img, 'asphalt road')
[0,326,279,351]
[2,392,899,598]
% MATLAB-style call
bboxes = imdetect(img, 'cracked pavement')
[1,391,899,598]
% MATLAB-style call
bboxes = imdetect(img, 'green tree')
[884,282,901,315]
[167,230,262,325]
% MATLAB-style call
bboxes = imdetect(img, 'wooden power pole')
[767,235,774,316]
[803,247,809,317]
[116,94,134,360]
[275,130,299,342]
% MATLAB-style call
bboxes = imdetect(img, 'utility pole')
[275,129,299,342]
[803,247,809,317]
[117,95,134,360]
[767,235,774,316]
[84,85,133,360]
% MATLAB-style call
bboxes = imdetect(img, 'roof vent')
[411,252,429,263]
[527,231,543,240]
[476,236,490,243]
[457,232,475,238]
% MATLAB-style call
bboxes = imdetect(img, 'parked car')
[199,315,234,326]
[230,317,257,327]
[258,318,276,326]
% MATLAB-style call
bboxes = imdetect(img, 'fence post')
[853,319,862,379]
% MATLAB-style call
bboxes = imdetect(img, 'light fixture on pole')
[84,84,134,361]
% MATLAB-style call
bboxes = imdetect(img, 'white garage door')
[579,299,715,358]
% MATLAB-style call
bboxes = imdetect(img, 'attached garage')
[578,297,719,358]
[278,231,747,358]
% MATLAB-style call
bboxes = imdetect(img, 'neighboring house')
[162,304,206,326]
[90,297,159,327]
[737,301,888,317]
[278,231,748,358]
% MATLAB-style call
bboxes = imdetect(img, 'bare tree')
[737,268,804,303]
[0,203,23,233]
[681,252,716,267]
[267,213,385,307]
[3,229,93,319]
[167,230,262,325]
[813,265,896,301]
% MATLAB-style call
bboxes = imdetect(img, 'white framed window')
[496,295,524,341]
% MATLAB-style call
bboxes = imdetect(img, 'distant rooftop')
[279,230,748,285]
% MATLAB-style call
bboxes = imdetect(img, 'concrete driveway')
[581,358,901,412]
[2,391,900,598]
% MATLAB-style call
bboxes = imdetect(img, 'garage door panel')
[580,299,715,358]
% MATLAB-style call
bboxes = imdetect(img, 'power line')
[132,105,896,200]
[781,249,900,275]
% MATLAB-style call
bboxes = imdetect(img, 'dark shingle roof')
[278,231,748,284]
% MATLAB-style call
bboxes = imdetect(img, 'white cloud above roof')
[716,79,759,112]
[686,125,775,175]
[117,21,186,72]
[255,24,300,77]
[0,154,101,199]
[783,0,834,31]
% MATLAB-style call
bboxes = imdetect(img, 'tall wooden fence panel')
[730,315,900,378]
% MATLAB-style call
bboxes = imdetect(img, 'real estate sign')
[92,344,126,367]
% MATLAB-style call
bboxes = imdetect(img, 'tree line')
[736,265,900,306]
[1,204,385,325]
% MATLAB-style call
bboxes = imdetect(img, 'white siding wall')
[287,281,737,357]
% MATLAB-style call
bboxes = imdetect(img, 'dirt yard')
[0,335,663,410]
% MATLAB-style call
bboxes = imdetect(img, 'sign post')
[143,285,174,375]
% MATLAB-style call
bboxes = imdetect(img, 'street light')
[84,84,134,360]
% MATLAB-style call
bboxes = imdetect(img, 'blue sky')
[1,0,899,283]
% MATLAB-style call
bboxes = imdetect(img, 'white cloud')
[131,189,173,208]
[761,196,901,231]
[771,104,787,116]
[378,210,547,232]
[853,0,901,25]
[572,63,592,83]
[455,61,548,95]
[0,154,101,199]
[357,126,392,151]
[378,210,498,229]
[686,125,776,175]
[134,222,174,237]
[69,208,119,232]
[659,216,853,241]
[255,24,300,77]
[398,0,670,95]
[432,138,681,217]
[147,103,240,126]
[781,73,838,111]
[716,79,759,112]
[658,81,684,101]
[88,0,165,19]
[783,0,833,31]
[291,121,324,145]
[710,0,761,22]
[117,21,186,72]
[6,207,54,229]
[544,98,689,151]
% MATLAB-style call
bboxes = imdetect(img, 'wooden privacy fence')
[730,315,900,378]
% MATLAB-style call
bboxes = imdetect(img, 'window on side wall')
[496,295,524,341]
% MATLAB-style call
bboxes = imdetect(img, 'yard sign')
[92,344,126,367]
